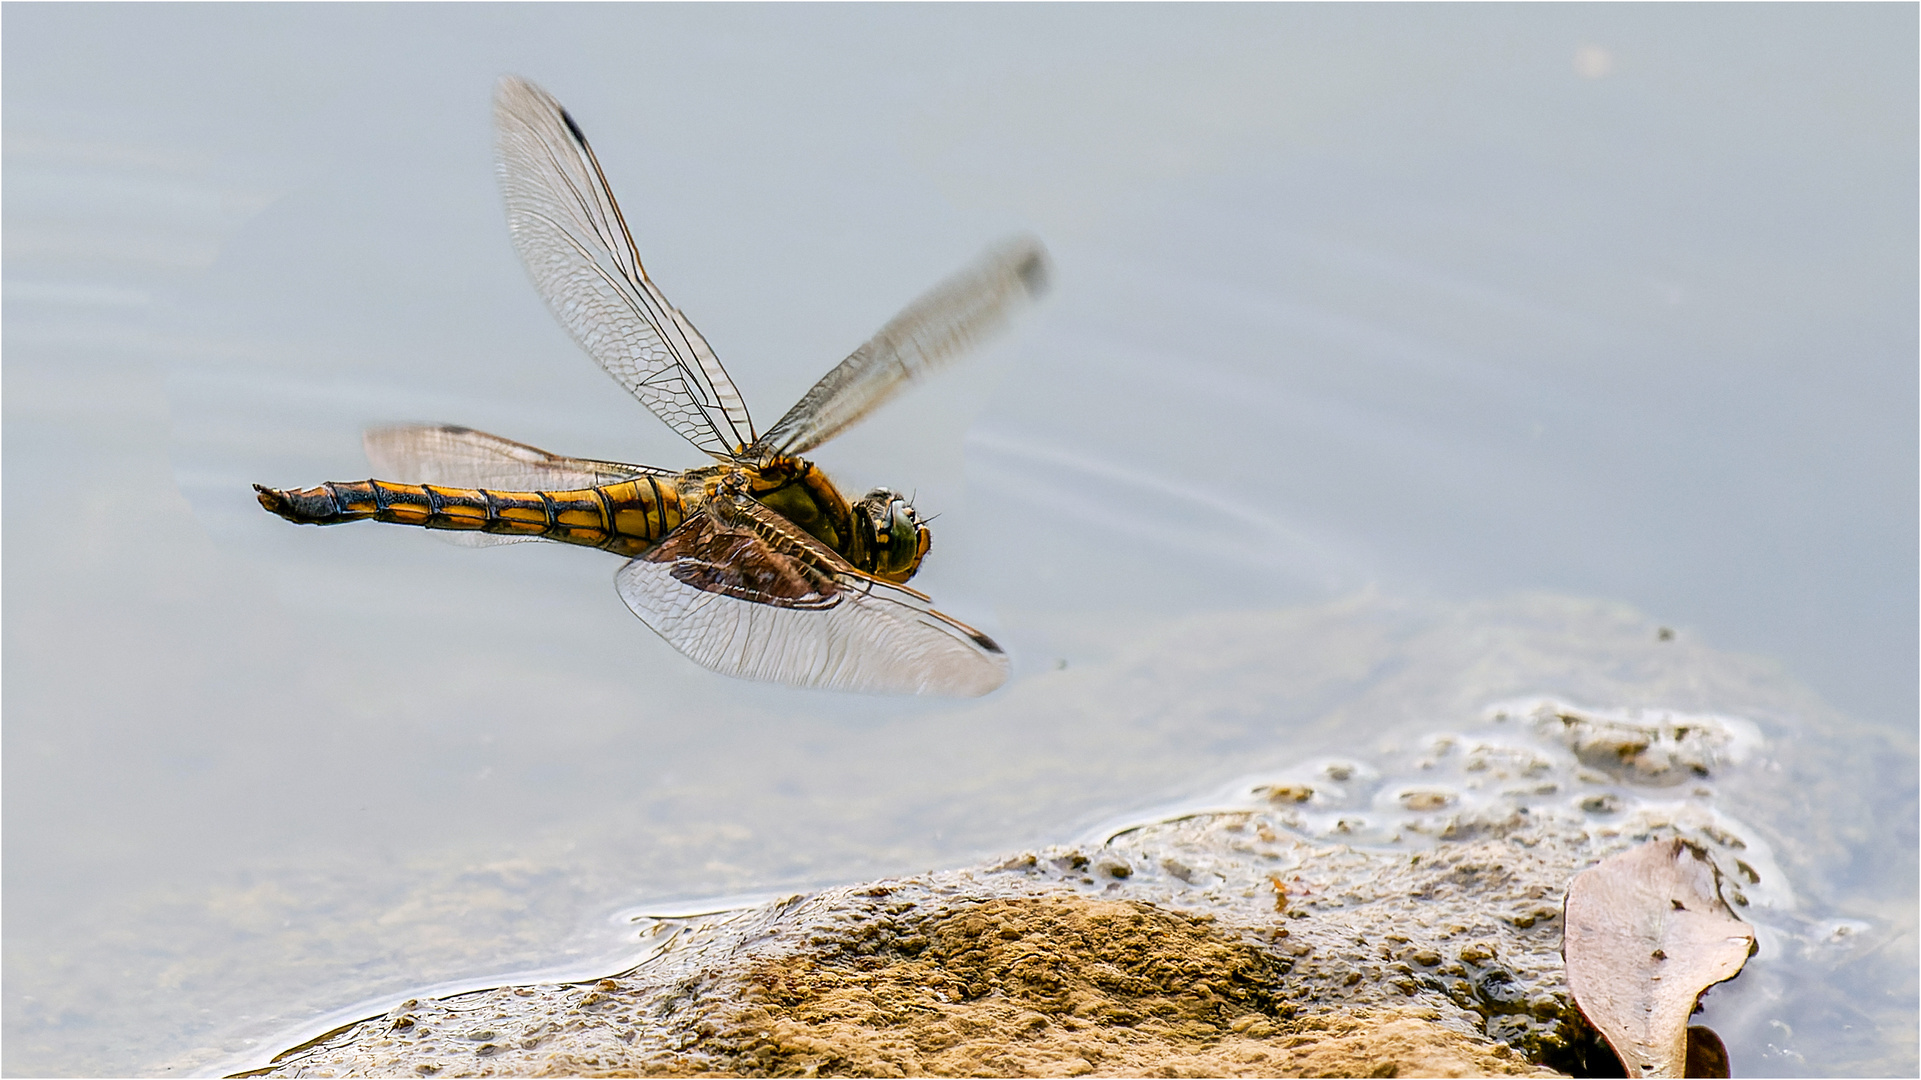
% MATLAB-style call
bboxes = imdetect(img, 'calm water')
[4,7,1914,1076]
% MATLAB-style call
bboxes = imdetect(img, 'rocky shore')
[246,702,1782,1077]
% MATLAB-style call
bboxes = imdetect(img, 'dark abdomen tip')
[255,483,343,524]
[254,483,291,516]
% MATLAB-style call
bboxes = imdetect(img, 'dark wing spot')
[1016,252,1050,297]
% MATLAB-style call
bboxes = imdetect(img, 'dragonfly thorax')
[734,457,930,585]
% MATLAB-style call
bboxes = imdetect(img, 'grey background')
[4,5,1914,1075]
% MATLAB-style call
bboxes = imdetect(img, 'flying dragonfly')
[254,76,1046,696]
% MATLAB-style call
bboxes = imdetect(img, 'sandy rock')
[250,885,1556,1079]
[244,701,1782,1077]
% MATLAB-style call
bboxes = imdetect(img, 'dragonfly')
[254,76,1046,697]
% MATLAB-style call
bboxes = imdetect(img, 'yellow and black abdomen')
[254,478,683,558]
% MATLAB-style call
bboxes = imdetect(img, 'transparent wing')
[613,496,1007,696]
[364,424,670,548]
[364,424,669,488]
[756,236,1050,456]
[494,76,755,458]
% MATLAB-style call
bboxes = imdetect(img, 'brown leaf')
[1686,1025,1731,1078]
[1562,839,1755,1077]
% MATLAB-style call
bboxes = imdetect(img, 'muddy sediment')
[248,699,1789,1078]
[646,893,1550,1078]
[256,881,1560,1078]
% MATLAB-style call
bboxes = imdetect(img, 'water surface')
[4,6,1913,1076]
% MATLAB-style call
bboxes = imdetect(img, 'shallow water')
[4,7,1915,1077]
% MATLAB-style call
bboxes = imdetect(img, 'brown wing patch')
[646,513,838,608]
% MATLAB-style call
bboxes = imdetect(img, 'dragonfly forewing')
[757,235,1050,457]
[494,76,755,458]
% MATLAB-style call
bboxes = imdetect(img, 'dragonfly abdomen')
[253,478,682,558]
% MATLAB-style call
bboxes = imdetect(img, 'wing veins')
[523,207,678,355]
[512,106,636,277]
[536,106,751,448]
[612,505,1006,695]
[495,77,754,457]
[513,201,741,433]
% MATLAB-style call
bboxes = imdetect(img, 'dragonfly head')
[853,488,931,583]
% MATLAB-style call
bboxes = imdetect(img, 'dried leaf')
[1686,1025,1731,1079]
[1563,839,1755,1077]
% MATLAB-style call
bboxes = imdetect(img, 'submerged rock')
[248,699,1788,1078]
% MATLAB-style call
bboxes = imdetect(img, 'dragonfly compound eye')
[857,489,930,583]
